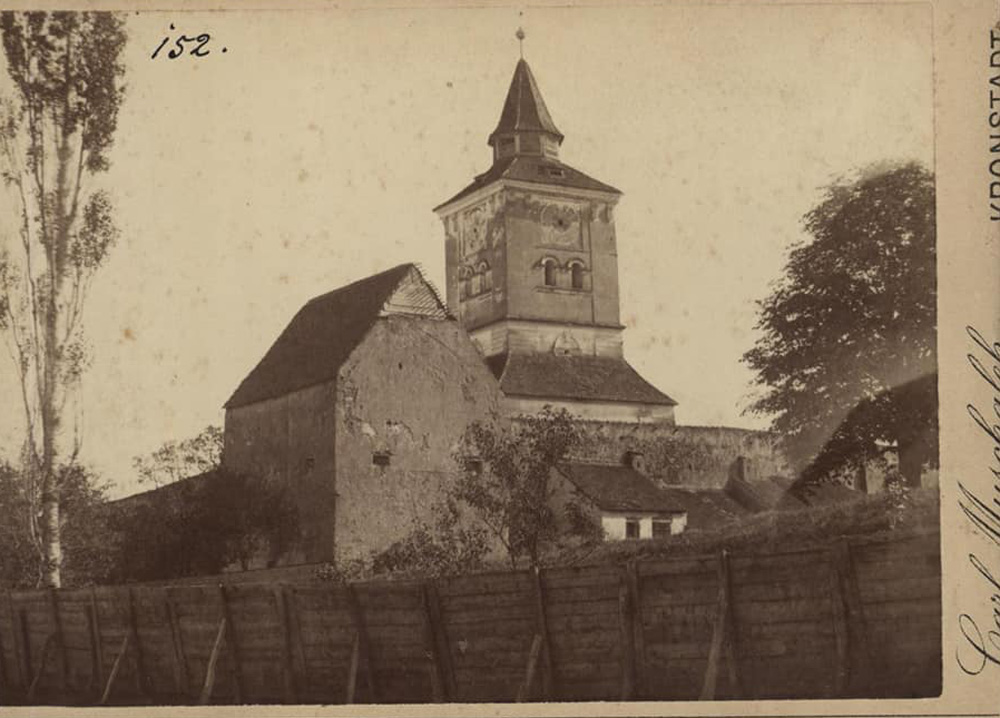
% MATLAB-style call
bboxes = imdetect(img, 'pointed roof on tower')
[488,59,564,148]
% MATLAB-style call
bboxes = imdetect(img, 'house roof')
[488,352,677,406]
[558,463,682,514]
[434,155,621,212]
[653,486,750,527]
[225,264,449,409]
[725,475,804,512]
[489,59,563,146]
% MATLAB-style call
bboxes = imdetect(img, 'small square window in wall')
[372,451,391,467]
[625,518,640,539]
[652,520,671,539]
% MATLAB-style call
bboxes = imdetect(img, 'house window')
[372,450,391,467]
[569,260,585,290]
[652,520,671,539]
[542,258,557,287]
[463,457,484,475]
[625,518,640,539]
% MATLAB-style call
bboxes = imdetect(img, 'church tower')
[435,53,676,423]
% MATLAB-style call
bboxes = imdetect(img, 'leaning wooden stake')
[516,634,544,702]
[197,618,227,706]
[99,633,131,706]
[25,633,56,704]
[164,589,191,700]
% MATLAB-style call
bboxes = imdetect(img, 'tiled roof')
[488,59,563,145]
[226,264,447,409]
[434,155,621,211]
[653,486,750,526]
[489,352,677,406]
[558,463,682,514]
[725,476,804,512]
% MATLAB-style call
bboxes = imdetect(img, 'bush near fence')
[0,529,941,706]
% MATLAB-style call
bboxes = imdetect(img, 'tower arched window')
[542,258,558,287]
[569,260,586,290]
[458,266,472,300]
[477,260,492,293]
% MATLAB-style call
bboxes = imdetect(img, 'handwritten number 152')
[151,25,226,59]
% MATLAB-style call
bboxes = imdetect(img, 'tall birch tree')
[0,12,127,587]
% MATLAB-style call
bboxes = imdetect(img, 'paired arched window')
[461,262,492,299]
[477,260,493,293]
[458,266,472,300]
[539,257,587,290]
[542,258,558,287]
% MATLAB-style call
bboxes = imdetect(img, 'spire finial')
[516,27,525,59]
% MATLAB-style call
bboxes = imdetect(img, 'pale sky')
[0,5,934,498]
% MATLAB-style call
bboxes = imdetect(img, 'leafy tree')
[0,460,115,588]
[743,162,936,488]
[132,425,223,487]
[453,406,580,569]
[368,499,490,578]
[110,468,300,581]
[0,12,127,587]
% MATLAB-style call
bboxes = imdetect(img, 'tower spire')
[487,54,564,161]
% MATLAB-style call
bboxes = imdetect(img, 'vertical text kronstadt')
[956,326,1000,676]
[989,31,1000,219]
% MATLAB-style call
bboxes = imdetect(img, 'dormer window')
[372,450,391,467]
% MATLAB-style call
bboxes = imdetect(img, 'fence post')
[346,584,377,702]
[272,585,298,704]
[284,588,309,697]
[217,584,243,703]
[699,549,740,700]
[833,539,872,696]
[626,560,647,699]
[531,567,554,700]
[126,588,151,701]
[89,589,105,695]
[5,591,24,693]
[618,574,636,700]
[47,588,68,695]
[420,582,451,702]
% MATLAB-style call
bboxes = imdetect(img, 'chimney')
[623,450,647,475]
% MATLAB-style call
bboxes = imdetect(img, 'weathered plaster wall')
[333,315,502,564]
[554,420,788,490]
[223,382,337,564]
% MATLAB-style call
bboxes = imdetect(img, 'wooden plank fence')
[0,530,941,706]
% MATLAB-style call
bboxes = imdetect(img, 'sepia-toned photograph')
[0,3,948,708]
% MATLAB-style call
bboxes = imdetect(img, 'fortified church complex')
[144,57,791,566]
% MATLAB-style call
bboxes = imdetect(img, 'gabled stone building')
[222,265,502,563]
[153,55,790,567]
